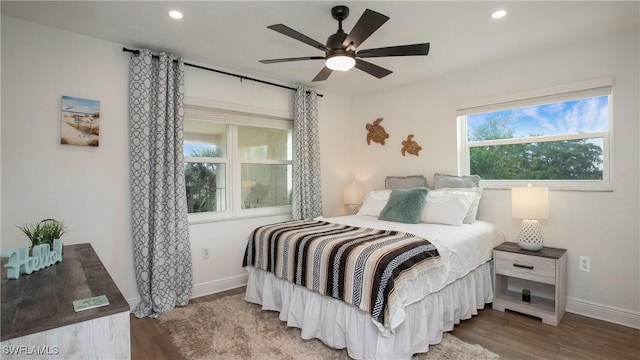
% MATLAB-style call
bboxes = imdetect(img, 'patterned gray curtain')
[128,49,193,318]
[292,87,323,220]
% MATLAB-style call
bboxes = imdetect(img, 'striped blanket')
[242,219,442,328]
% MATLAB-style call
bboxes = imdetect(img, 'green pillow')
[378,187,429,224]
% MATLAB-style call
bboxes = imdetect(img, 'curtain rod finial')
[123,47,140,56]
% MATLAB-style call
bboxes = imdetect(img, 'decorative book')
[73,295,109,312]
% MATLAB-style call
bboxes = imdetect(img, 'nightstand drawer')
[495,251,556,284]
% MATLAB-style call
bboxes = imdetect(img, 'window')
[184,107,293,220]
[457,79,612,191]
[184,121,228,213]
[238,126,292,209]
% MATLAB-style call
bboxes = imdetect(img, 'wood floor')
[130,287,640,360]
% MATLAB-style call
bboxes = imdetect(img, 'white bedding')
[319,215,504,289]
[244,216,504,359]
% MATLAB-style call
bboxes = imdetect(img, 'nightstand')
[492,242,567,326]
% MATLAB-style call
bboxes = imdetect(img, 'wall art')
[61,95,100,146]
[401,134,422,156]
[365,117,389,145]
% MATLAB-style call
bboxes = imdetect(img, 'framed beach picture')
[61,96,100,146]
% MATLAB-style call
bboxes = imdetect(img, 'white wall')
[0,16,352,305]
[183,61,352,297]
[1,16,136,298]
[350,29,640,328]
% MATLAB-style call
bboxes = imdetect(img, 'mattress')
[244,215,504,359]
[243,219,443,330]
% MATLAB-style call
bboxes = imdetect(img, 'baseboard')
[191,273,248,299]
[567,297,640,329]
[126,296,140,312]
[126,273,249,312]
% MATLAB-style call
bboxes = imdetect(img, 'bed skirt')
[244,261,493,359]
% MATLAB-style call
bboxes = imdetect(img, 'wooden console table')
[1,243,130,359]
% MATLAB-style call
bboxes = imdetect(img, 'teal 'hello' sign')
[3,239,63,279]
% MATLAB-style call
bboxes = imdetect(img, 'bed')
[243,175,504,359]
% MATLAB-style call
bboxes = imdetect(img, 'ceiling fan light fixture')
[260,6,428,81]
[326,54,355,71]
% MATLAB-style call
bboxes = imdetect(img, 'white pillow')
[357,190,392,217]
[420,190,475,226]
[436,187,483,224]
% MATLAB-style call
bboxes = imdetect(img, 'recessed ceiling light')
[491,10,507,19]
[169,10,183,19]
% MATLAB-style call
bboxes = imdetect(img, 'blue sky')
[184,142,220,157]
[62,95,100,115]
[468,95,609,139]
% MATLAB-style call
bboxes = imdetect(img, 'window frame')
[184,105,293,223]
[456,78,614,191]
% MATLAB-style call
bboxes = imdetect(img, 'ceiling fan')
[259,5,430,82]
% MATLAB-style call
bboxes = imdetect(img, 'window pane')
[238,126,291,160]
[241,164,292,209]
[184,120,227,157]
[470,138,603,180]
[185,162,226,213]
[467,95,609,141]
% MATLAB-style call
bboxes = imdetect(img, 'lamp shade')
[511,186,548,220]
[343,182,364,205]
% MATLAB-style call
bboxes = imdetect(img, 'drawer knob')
[513,263,534,270]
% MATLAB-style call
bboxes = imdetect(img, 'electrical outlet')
[202,247,210,259]
[579,256,590,272]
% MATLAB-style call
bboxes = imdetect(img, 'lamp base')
[347,205,359,216]
[517,219,544,251]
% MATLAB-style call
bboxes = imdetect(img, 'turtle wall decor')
[365,118,389,146]
[401,134,422,156]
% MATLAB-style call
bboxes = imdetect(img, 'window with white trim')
[183,106,293,220]
[457,79,612,191]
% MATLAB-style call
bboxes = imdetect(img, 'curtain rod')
[122,47,323,98]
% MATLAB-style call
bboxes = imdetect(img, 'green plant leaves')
[16,219,67,247]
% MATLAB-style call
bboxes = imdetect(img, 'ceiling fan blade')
[354,59,392,79]
[357,43,430,58]
[312,67,333,82]
[260,56,325,64]
[342,9,389,50]
[267,24,330,52]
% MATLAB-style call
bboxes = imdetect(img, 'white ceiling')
[2,1,638,96]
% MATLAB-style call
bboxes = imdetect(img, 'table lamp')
[343,182,364,215]
[511,185,548,251]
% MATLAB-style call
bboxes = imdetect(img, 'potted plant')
[17,219,68,249]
